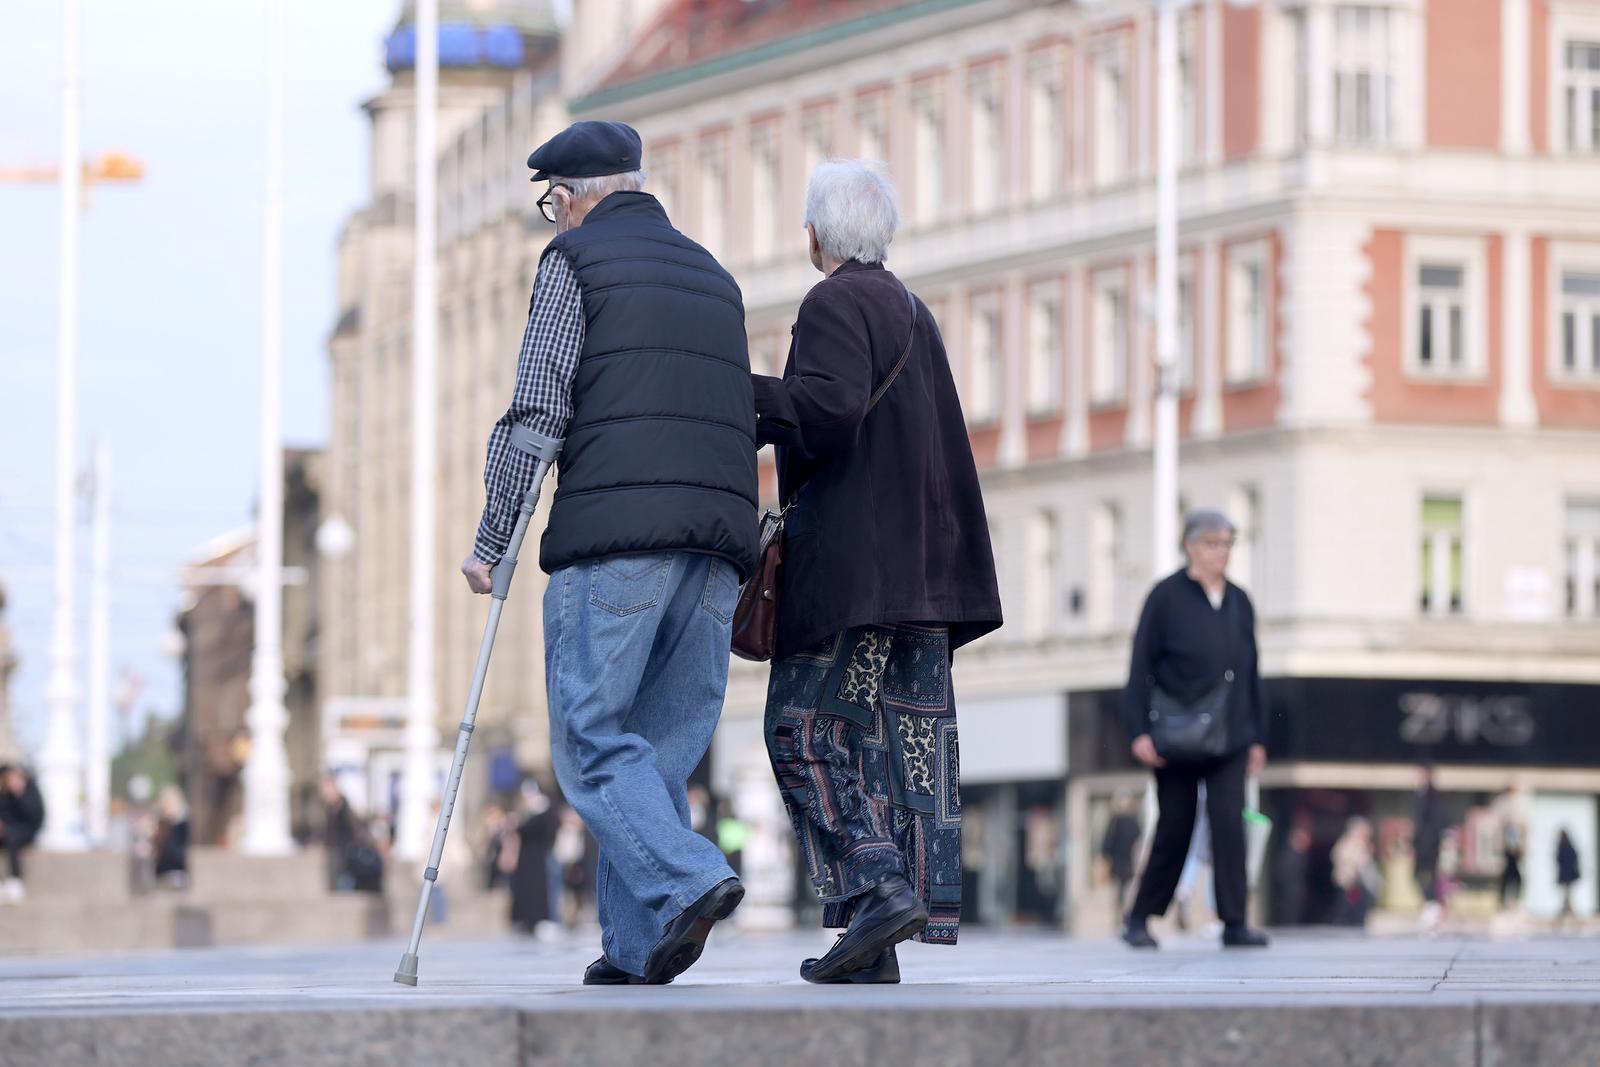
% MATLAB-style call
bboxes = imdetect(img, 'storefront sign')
[1071,678,1600,772]
[1267,678,1600,767]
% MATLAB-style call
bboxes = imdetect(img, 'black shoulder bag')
[1147,594,1237,763]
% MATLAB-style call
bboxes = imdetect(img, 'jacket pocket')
[589,554,672,617]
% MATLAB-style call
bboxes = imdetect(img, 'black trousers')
[1129,748,1249,928]
[2,822,36,880]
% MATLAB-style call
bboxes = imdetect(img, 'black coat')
[0,778,44,843]
[752,260,1002,659]
[1120,570,1269,757]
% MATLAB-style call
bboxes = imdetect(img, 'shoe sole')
[804,907,927,983]
[645,882,745,984]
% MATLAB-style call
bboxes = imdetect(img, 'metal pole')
[39,0,85,852]
[240,0,293,855]
[85,437,111,845]
[1152,0,1181,580]
[398,0,441,862]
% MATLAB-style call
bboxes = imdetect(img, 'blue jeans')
[543,551,739,975]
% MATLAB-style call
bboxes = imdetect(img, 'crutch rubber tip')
[394,953,420,987]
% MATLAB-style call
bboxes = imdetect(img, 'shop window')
[1419,495,1465,617]
[1566,499,1600,619]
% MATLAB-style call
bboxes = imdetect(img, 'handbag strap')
[866,286,918,413]
[781,285,918,517]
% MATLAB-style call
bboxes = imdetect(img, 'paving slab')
[1,932,1598,1066]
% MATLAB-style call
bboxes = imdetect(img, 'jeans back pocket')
[588,554,672,617]
[700,558,738,624]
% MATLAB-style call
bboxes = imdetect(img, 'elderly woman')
[1120,510,1271,950]
[751,160,1002,984]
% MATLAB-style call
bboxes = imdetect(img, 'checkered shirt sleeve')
[473,252,584,565]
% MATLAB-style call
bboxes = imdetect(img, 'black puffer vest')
[538,191,759,580]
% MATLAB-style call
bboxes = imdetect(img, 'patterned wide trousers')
[763,624,962,944]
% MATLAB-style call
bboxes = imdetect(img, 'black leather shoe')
[641,877,745,984]
[800,945,900,984]
[1121,916,1159,949]
[1222,925,1270,949]
[802,876,927,984]
[582,956,659,986]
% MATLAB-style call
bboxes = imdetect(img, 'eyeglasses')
[1195,537,1236,551]
[536,183,573,224]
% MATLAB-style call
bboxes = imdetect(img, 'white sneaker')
[1,878,23,905]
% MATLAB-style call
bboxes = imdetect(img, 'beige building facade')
[325,0,1600,927]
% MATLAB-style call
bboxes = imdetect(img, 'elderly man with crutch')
[396,121,759,988]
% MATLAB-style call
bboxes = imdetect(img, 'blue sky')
[0,0,396,753]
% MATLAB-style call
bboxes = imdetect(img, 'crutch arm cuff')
[509,424,564,464]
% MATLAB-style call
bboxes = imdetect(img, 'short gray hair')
[804,159,899,265]
[551,169,647,203]
[1182,509,1236,545]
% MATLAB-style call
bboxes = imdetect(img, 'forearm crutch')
[395,425,562,987]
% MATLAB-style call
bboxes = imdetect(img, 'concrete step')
[0,885,511,956]
[184,848,326,901]
[19,851,131,902]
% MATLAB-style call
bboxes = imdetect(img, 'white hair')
[551,169,647,203]
[804,159,900,265]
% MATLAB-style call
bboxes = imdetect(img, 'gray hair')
[804,159,899,265]
[1182,509,1236,546]
[551,169,647,203]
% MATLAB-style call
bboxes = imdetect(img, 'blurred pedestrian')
[1272,826,1312,927]
[1494,785,1528,910]
[1411,765,1447,928]
[1100,791,1143,921]
[755,161,1002,985]
[480,802,511,891]
[554,807,597,928]
[0,763,44,905]
[1331,817,1380,928]
[1557,829,1581,921]
[1120,510,1271,951]
[320,775,382,894]
[510,780,559,936]
[152,784,191,890]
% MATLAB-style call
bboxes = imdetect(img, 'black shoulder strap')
[866,286,918,413]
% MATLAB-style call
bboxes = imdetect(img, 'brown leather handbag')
[731,287,917,662]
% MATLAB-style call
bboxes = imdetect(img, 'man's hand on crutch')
[461,555,493,594]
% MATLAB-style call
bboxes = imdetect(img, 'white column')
[1152,0,1181,579]
[240,0,293,855]
[1305,3,1333,146]
[1194,236,1223,438]
[999,275,1028,468]
[39,0,85,852]
[1501,229,1538,429]
[1502,0,1531,154]
[398,0,441,862]
[1060,265,1089,457]
[85,437,111,845]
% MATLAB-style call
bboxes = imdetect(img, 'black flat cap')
[527,121,643,182]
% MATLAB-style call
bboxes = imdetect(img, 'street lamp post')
[398,0,441,862]
[240,0,293,856]
[38,0,85,852]
[1151,0,1181,579]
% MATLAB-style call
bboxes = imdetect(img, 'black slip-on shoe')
[582,956,660,986]
[802,876,927,984]
[1121,917,1159,949]
[642,876,745,985]
[1222,925,1270,949]
[800,945,900,984]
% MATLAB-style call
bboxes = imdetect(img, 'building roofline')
[572,0,986,113]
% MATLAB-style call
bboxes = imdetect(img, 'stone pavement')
[2,930,1599,1066]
